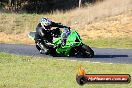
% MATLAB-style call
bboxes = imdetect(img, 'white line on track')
[57,58,113,64]
[92,62,101,64]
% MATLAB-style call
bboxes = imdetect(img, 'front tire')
[81,44,94,58]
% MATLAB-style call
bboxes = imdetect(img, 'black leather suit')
[35,22,68,51]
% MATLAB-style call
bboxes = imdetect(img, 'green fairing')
[28,30,83,56]
[53,30,82,56]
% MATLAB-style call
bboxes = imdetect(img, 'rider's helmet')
[40,18,52,30]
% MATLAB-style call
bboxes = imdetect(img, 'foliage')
[0,0,99,13]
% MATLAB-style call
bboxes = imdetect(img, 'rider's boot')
[39,49,49,54]
[39,42,50,55]
[39,50,45,54]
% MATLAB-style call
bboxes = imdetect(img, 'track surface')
[0,44,132,64]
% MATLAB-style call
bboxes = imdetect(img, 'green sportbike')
[28,28,94,58]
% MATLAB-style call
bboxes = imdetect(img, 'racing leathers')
[35,22,69,54]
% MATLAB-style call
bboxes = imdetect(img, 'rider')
[35,18,70,54]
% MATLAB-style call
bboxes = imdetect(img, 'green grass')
[87,37,132,49]
[0,52,132,88]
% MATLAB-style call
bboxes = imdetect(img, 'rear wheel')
[48,47,59,57]
[81,44,94,58]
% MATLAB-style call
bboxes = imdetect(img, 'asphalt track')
[0,44,132,64]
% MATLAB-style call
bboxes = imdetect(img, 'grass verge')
[0,52,132,88]
[87,37,132,48]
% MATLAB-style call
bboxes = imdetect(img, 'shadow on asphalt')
[50,54,128,59]
[93,55,128,58]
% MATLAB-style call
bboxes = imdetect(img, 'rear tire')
[81,44,94,58]
[49,48,59,57]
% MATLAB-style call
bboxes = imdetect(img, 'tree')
[79,0,82,8]
[7,0,24,12]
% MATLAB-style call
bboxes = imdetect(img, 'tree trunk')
[9,0,13,6]
[9,0,11,5]
[79,0,82,8]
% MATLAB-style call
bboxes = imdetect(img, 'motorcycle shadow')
[93,55,128,58]
[51,54,128,59]
[51,54,92,58]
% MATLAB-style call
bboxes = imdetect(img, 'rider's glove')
[54,44,61,49]
[64,27,70,33]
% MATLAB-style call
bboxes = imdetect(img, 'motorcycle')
[28,28,94,58]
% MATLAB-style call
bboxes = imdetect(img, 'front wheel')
[81,44,94,58]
